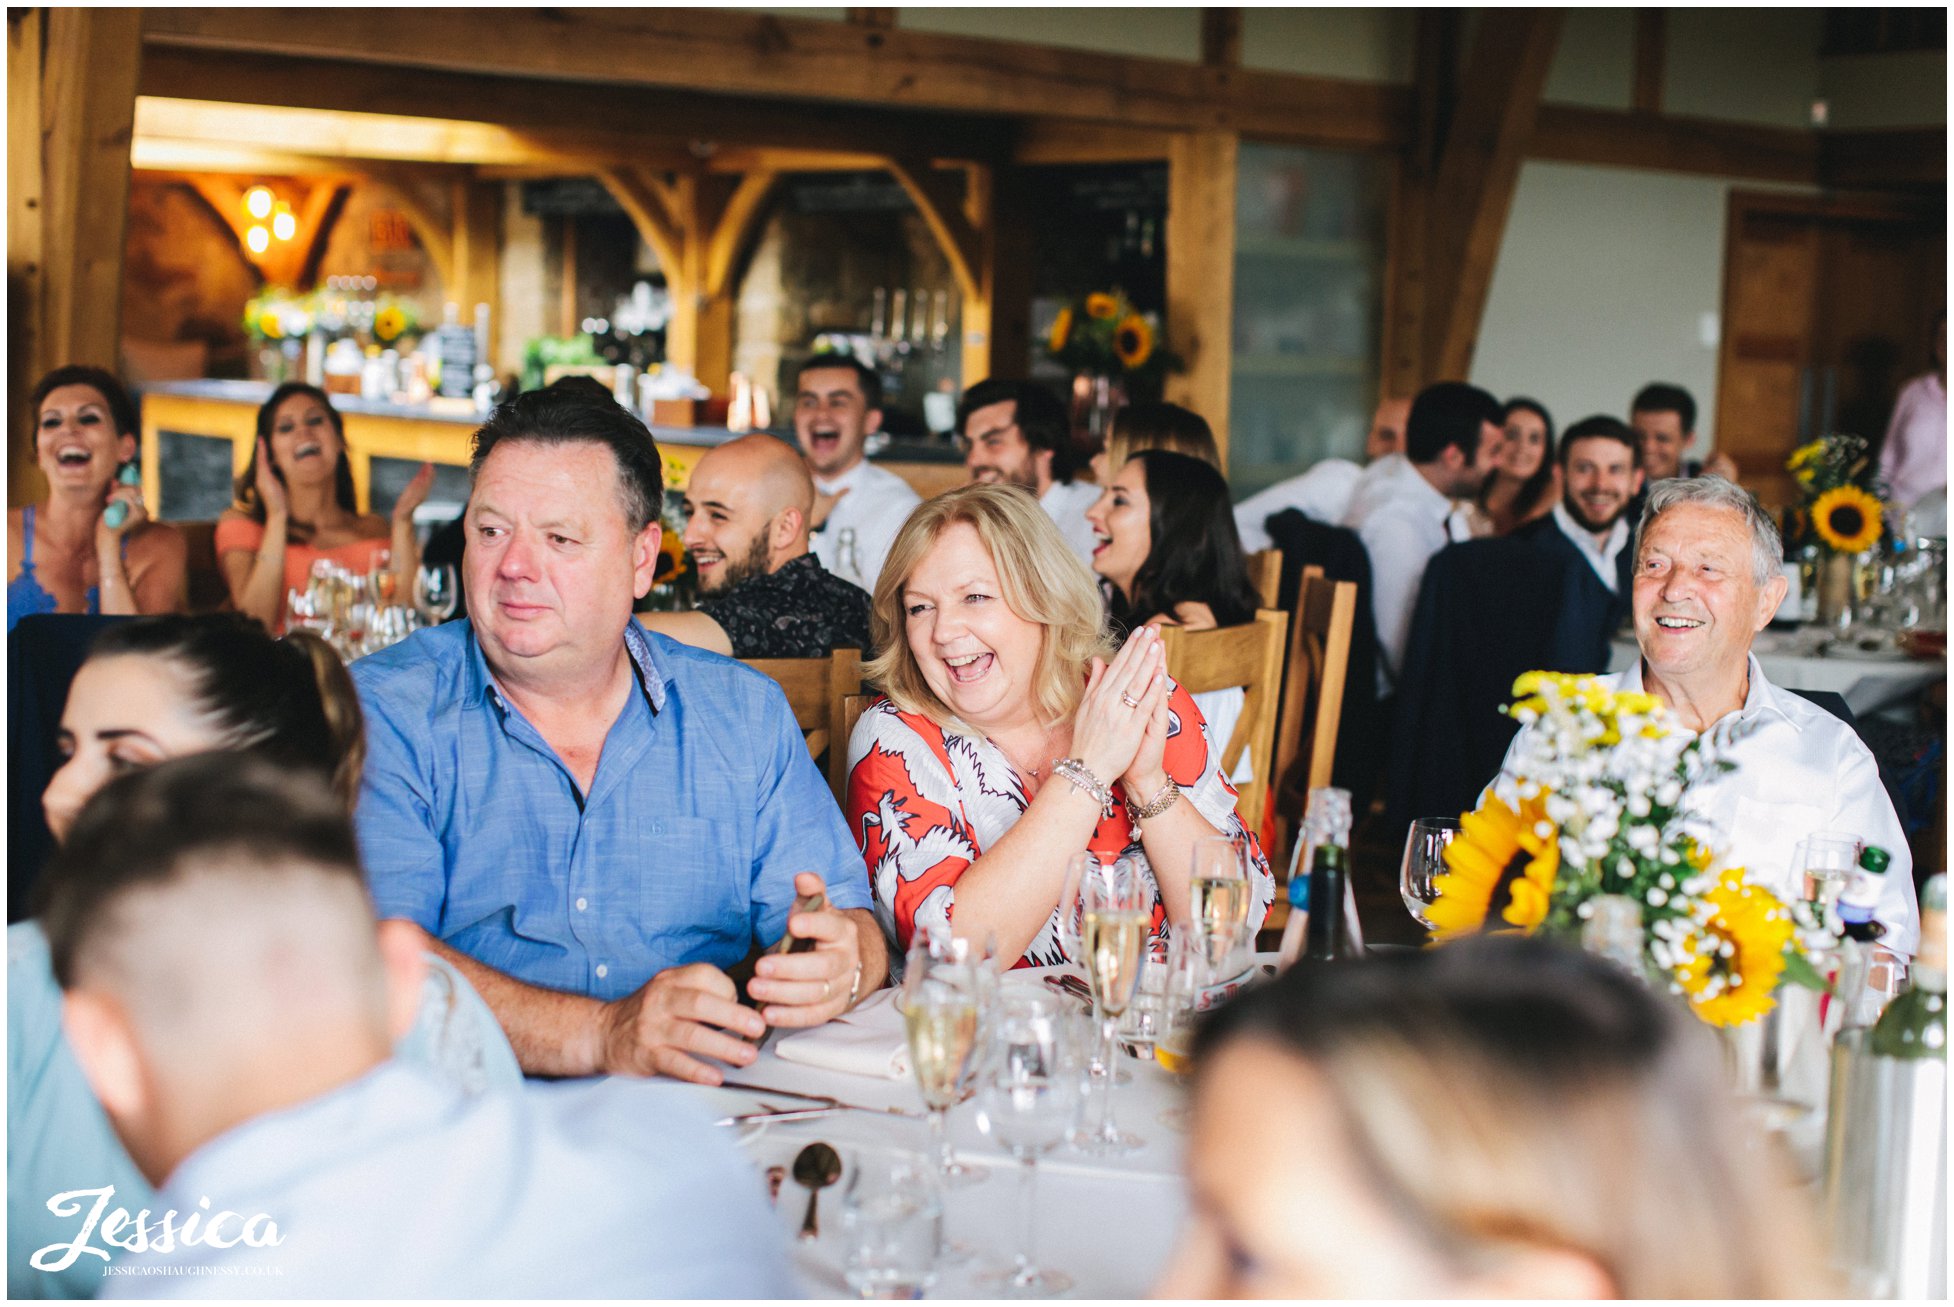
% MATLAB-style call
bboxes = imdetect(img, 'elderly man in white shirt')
[1342,382,1505,693]
[1493,476,1919,954]
[958,377,1101,564]
[794,354,921,594]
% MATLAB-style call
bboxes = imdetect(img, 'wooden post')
[12,7,143,506]
[1165,130,1238,459]
[1632,9,1667,115]
[451,174,502,365]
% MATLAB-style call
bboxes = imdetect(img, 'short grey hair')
[1636,476,1781,585]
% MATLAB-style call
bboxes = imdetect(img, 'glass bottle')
[1301,787,1355,963]
[1869,875,1945,1060]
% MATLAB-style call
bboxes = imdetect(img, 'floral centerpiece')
[1427,672,1822,1027]
[1045,290,1178,446]
[1787,433,1886,555]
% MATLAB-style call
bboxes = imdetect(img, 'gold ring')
[1120,692,1142,709]
[821,978,833,1000]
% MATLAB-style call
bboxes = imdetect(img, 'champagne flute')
[1400,818,1461,931]
[414,563,459,625]
[899,939,991,1190]
[1059,852,1148,1155]
[1188,835,1250,983]
[973,993,1086,1298]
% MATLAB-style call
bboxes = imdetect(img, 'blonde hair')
[866,483,1113,730]
[1102,401,1222,479]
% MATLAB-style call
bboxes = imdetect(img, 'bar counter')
[138,380,968,521]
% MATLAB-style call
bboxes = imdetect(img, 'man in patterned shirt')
[639,434,872,659]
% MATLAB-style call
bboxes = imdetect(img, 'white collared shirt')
[1041,477,1103,566]
[1493,655,1919,955]
[1551,501,1631,593]
[1341,456,1458,692]
[811,457,921,595]
[1232,458,1366,552]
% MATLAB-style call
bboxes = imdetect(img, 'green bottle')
[1869,874,1946,1059]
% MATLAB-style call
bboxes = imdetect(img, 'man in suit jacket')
[1516,415,1645,670]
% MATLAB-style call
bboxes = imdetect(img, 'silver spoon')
[792,1142,842,1242]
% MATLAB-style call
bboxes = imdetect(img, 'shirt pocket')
[636,814,752,964]
[1729,796,1826,902]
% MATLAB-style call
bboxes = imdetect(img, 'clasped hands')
[596,871,861,1085]
[1070,624,1174,803]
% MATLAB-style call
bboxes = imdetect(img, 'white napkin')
[772,988,911,1080]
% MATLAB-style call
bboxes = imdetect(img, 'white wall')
[1240,8,1413,83]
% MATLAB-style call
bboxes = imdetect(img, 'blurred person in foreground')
[845,483,1273,966]
[793,353,920,594]
[958,378,1101,565]
[1493,476,1918,954]
[47,756,793,1298]
[1159,936,1832,1299]
[637,433,870,658]
[1234,394,1410,553]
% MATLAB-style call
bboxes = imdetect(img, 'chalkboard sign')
[369,456,471,521]
[156,430,239,522]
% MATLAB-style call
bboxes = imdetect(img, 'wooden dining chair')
[1157,609,1287,829]
[1244,548,1283,610]
[740,647,863,800]
[1269,566,1359,873]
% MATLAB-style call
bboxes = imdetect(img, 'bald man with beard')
[639,434,873,659]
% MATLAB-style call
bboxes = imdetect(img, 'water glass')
[1794,833,1862,914]
[1400,818,1460,930]
[415,563,459,624]
[841,1148,942,1301]
[973,993,1086,1298]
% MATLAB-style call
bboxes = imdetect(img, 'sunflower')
[654,527,690,584]
[1048,306,1074,353]
[373,305,408,343]
[259,311,284,341]
[1113,314,1154,370]
[1811,485,1882,554]
[1666,869,1793,1027]
[1426,792,1559,939]
[1084,292,1120,320]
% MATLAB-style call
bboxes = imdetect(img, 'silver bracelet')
[1125,776,1180,822]
[1050,757,1117,819]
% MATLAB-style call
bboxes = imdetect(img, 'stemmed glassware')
[1794,833,1862,922]
[899,936,993,1190]
[1059,852,1148,1155]
[414,563,459,625]
[972,992,1086,1298]
[1400,818,1460,931]
[1187,835,1250,984]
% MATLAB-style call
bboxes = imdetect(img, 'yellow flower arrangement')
[1113,315,1154,369]
[1811,484,1882,554]
[1427,793,1558,940]
[654,524,689,584]
[373,305,408,344]
[1664,869,1794,1027]
[1084,292,1119,320]
[1048,307,1074,353]
[259,311,284,341]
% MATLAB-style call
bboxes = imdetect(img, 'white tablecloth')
[1608,629,1944,717]
[677,966,1192,1299]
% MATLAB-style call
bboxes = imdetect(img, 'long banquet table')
[677,964,1193,1299]
[1608,627,1945,716]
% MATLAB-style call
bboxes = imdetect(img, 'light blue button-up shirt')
[352,620,869,1000]
[98,1063,800,1298]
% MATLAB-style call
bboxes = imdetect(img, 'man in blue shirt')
[46,755,798,1298]
[354,387,886,1084]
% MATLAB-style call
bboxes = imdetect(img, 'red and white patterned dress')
[844,679,1275,968]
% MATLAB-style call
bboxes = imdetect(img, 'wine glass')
[1188,835,1250,983]
[1151,927,1205,1132]
[841,1147,943,1301]
[414,563,459,625]
[899,938,992,1190]
[1400,818,1461,930]
[1059,852,1147,1156]
[368,548,399,609]
[972,993,1086,1298]
[1795,833,1861,918]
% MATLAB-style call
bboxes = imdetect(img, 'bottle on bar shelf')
[1868,874,1945,1059]
[1277,787,1356,967]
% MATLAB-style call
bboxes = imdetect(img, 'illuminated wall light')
[244,186,274,220]
[246,225,270,255]
[271,210,297,242]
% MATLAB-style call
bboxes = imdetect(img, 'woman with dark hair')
[8,366,186,630]
[1478,397,1558,536]
[216,382,432,632]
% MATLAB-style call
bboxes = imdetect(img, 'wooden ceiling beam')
[884,158,981,301]
[1532,104,1818,184]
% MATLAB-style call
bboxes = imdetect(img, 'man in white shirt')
[1492,477,1919,953]
[1342,382,1505,692]
[794,354,921,594]
[1878,313,1946,514]
[1516,416,1645,661]
[47,754,797,1297]
[1235,395,1410,552]
[957,378,1100,564]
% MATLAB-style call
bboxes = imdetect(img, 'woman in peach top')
[215,383,431,633]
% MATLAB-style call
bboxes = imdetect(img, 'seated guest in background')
[1477,397,1558,536]
[1235,395,1410,553]
[1087,449,1265,784]
[47,756,795,1298]
[1342,382,1504,693]
[958,378,1101,565]
[1085,400,1221,485]
[637,434,871,659]
[793,353,920,593]
[9,367,186,631]
[1879,310,1946,521]
[1493,477,1918,953]
[217,382,432,634]
[1515,414,1645,654]
[355,388,885,1085]
[1628,381,1736,498]
[10,614,519,1299]
[845,484,1273,966]
[1160,936,1831,1298]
